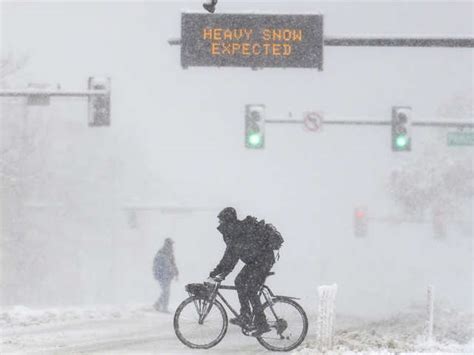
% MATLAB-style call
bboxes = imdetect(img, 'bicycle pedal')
[241,328,251,336]
[241,325,256,336]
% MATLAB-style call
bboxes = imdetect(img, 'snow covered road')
[1,304,472,354]
[0,306,288,354]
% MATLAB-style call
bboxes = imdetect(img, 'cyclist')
[208,207,275,336]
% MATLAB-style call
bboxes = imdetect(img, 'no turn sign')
[303,111,323,132]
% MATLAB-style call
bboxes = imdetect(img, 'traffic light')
[88,77,111,126]
[353,207,368,237]
[391,106,412,151]
[245,104,265,149]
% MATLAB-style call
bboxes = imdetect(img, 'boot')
[250,322,271,337]
[229,313,250,328]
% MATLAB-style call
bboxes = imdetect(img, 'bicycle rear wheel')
[257,298,308,352]
[174,296,228,349]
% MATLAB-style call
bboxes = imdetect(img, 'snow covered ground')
[1,304,472,354]
[296,306,473,354]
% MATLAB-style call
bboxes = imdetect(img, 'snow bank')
[293,306,473,354]
[0,304,155,328]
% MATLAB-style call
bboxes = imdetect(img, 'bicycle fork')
[194,283,219,324]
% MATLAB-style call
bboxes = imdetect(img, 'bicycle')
[173,272,308,352]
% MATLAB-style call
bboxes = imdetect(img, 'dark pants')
[234,252,274,327]
[155,279,171,311]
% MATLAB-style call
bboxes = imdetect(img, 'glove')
[204,277,215,284]
[205,275,223,284]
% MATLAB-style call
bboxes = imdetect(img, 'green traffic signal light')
[395,134,409,148]
[247,132,263,147]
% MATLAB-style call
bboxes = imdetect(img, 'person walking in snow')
[153,238,179,313]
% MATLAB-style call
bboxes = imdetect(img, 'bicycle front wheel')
[174,296,228,349]
[257,298,308,352]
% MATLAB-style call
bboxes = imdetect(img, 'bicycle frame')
[213,285,240,319]
[178,281,309,351]
[198,283,295,324]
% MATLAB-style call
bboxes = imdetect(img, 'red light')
[355,209,365,219]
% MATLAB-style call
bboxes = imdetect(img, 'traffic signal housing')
[353,207,368,237]
[245,104,265,149]
[88,77,111,126]
[391,106,412,151]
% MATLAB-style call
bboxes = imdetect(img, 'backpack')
[262,222,284,250]
[251,219,284,251]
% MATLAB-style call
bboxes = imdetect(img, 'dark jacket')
[153,245,178,282]
[209,216,274,278]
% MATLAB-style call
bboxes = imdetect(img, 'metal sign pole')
[324,36,474,48]
[169,36,474,48]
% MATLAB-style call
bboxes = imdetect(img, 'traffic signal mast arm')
[265,117,474,128]
[0,89,108,97]
[0,77,111,127]
[253,108,472,150]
